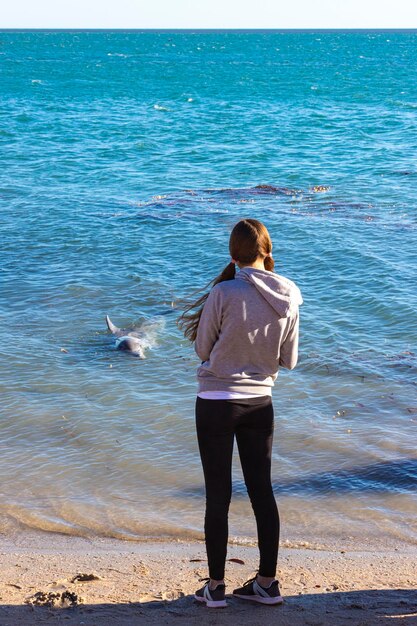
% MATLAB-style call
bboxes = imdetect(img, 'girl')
[179,218,302,609]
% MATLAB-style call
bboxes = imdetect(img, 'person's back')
[196,266,301,395]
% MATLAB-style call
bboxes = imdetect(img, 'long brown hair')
[178,219,274,342]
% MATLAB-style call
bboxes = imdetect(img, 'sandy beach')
[0,533,415,625]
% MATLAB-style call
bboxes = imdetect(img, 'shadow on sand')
[1,588,416,625]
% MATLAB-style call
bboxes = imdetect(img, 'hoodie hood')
[236,267,303,317]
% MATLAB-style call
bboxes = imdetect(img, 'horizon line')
[1,27,417,32]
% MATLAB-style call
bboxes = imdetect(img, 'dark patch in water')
[180,459,417,498]
[269,459,417,497]
[125,184,386,225]
[202,184,301,197]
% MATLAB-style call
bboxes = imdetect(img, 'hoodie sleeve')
[279,310,299,370]
[194,286,223,362]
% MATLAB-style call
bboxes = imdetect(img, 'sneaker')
[233,576,283,605]
[194,578,227,608]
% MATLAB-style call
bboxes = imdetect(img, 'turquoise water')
[0,30,416,548]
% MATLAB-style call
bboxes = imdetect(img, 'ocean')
[0,29,416,549]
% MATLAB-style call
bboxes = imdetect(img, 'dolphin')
[105,315,146,358]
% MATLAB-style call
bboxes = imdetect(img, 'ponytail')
[177,261,236,342]
[178,218,274,342]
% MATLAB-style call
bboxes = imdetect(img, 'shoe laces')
[243,576,277,588]
[199,577,225,591]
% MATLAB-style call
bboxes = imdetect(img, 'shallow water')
[0,30,416,548]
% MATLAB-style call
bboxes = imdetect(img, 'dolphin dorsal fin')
[105,315,120,335]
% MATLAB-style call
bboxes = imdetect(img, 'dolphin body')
[105,315,146,358]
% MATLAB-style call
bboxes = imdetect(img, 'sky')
[1,0,417,29]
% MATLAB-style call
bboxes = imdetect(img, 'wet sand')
[0,533,416,625]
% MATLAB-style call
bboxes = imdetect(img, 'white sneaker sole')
[194,594,227,608]
[233,593,283,605]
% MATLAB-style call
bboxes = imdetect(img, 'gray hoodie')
[195,267,302,395]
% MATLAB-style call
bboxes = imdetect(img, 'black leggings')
[195,395,279,580]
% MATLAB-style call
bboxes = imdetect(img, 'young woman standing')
[179,218,302,609]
